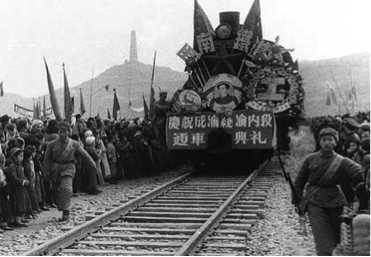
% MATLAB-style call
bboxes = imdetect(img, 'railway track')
[25,158,281,256]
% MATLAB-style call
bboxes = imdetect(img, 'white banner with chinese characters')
[166,110,275,150]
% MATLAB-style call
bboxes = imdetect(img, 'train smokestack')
[219,12,240,35]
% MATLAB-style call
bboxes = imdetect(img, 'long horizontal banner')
[166,110,275,150]
[14,104,53,118]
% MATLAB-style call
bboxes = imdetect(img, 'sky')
[0,0,370,98]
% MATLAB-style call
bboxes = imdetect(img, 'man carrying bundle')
[43,121,97,221]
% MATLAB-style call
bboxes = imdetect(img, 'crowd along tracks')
[25,158,282,256]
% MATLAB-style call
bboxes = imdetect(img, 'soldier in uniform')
[153,90,171,150]
[43,122,97,221]
[294,127,362,255]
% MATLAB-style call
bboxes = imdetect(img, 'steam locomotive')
[166,0,305,171]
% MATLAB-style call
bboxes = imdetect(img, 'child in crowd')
[105,135,117,183]
[6,148,29,228]
[23,146,40,218]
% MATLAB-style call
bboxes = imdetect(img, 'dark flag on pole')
[79,88,86,116]
[43,57,62,121]
[104,84,110,91]
[0,81,4,97]
[107,108,111,119]
[193,0,215,52]
[143,94,149,121]
[63,63,73,123]
[149,51,157,120]
[43,96,47,118]
[112,88,120,120]
[242,0,263,42]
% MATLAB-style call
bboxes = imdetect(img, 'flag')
[43,96,47,118]
[242,0,263,42]
[107,108,111,119]
[71,96,75,114]
[63,63,73,123]
[0,81,4,97]
[33,101,37,119]
[112,89,120,120]
[143,94,149,121]
[326,81,337,105]
[193,0,215,52]
[149,51,157,120]
[43,57,62,121]
[79,88,86,116]
[104,84,110,91]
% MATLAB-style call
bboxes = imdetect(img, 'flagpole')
[89,68,94,117]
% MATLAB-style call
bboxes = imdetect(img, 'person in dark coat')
[6,148,29,227]
[0,152,13,231]
[294,127,362,255]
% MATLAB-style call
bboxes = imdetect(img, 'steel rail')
[176,160,268,255]
[24,172,192,256]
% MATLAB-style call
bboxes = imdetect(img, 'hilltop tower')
[129,30,138,62]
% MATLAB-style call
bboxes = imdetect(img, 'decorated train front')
[166,0,305,169]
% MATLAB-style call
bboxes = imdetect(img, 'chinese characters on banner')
[166,110,274,150]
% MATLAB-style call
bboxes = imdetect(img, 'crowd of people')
[0,92,174,229]
[295,115,370,255]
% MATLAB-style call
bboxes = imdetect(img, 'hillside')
[65,60,187,119]
[300,52,370,117]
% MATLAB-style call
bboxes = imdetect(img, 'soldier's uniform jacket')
[44,137,96,183]
[295,150,362,210]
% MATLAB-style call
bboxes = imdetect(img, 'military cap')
[319,127,339,142]
[56,121,71,130]
[343,117,359,128]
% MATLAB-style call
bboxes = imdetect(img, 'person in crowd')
[359,121,370,139]
[117,135,134,179]
[104,135,117,183]
[344,136,361,160]
[23,146,40,219]
[84,136,102,194]
[133,130,154,177]
[153,90,171,150]
[43,119,59,208]
[341,117,361,154]
[294,127,362,256]
[0,152,13,231]
[43,122,98,221]
[6,148,29,228]
[71,134,83,196]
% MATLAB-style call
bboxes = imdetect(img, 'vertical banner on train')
[166,110,275,150]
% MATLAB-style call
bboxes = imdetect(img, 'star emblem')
[203,45,245,76]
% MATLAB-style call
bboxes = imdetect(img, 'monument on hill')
[129,30,138,62]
